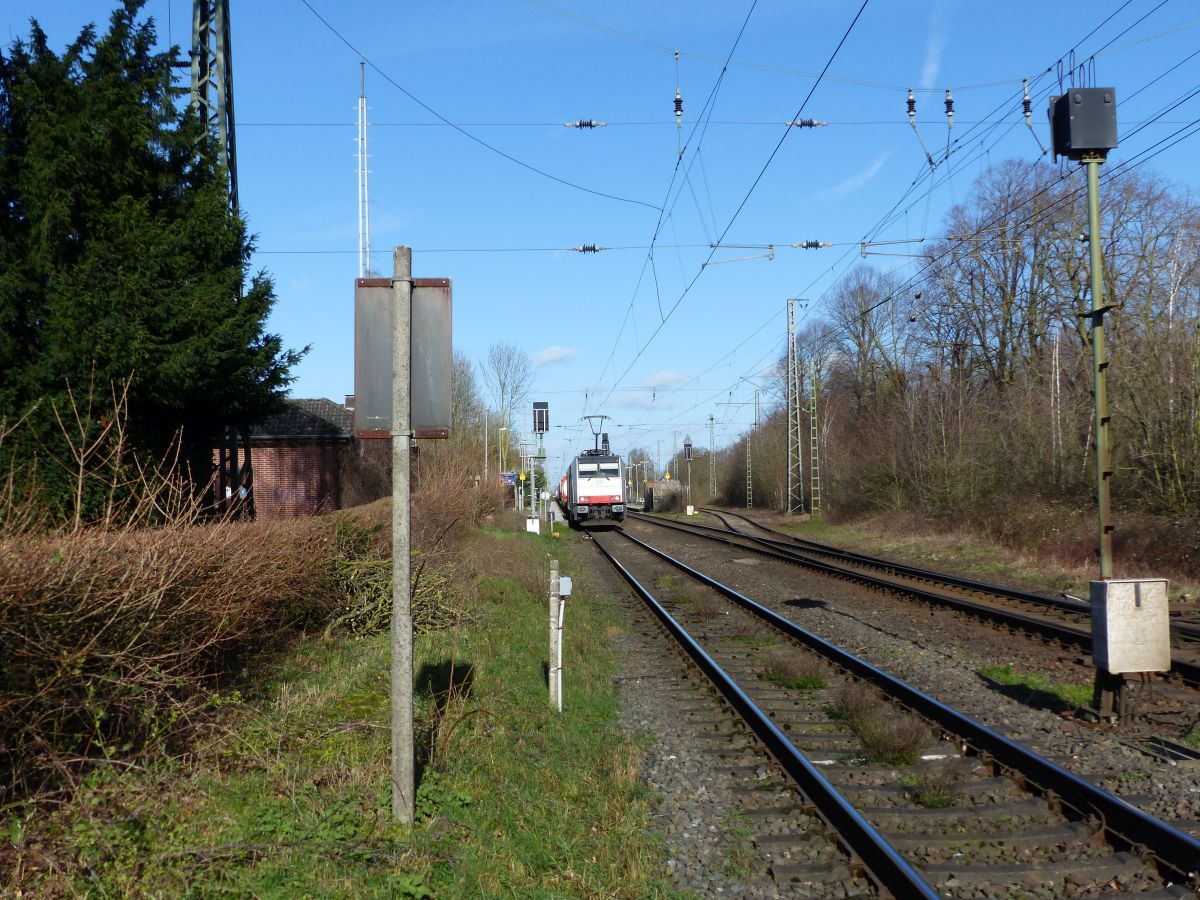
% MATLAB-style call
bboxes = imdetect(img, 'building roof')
[251,398,353,440]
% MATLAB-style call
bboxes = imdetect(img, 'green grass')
[979,664,1092,710]
[6,525,676,898]
[730,634,777,650]
[1181,731,1200,750]
[762,670,826,691]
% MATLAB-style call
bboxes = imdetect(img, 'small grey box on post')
[1047,88,1118,162]
[1090,579,1170,674]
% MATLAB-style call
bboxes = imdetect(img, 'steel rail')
[700,507,1096,616]
[590,533,940,899]
[702,507,1200,645]
[614,527,1200,885]
[631,511,1097,645]
[631,511,1200,687]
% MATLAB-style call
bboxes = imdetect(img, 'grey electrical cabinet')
[1090,579,1170,674]
[1048,88,1117,162]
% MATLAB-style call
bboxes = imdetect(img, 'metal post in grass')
[555,571,572,712]
[549,560,559,708]
[391,247,414,824]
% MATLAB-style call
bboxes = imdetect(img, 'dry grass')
[831,682,931,765]
[761,647,827,690]
[690,595,728,620]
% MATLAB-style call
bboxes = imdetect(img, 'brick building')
[249,398,354,518]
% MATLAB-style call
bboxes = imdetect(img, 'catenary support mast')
[191,0,252,515]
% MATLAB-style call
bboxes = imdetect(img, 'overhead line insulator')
[572,244,606,253]
[564,119,607,129]
[906,87,935,171]
[793,240,832,249]
[787,119,828,128]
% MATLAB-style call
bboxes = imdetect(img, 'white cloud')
[533,345,576,366]
[642,369,688,390]
[619,391,677,411]
[920,0,950,90]
[821,152,890,196]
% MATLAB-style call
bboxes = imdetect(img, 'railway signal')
[1048,89,1171,722]
[683,436,693,513]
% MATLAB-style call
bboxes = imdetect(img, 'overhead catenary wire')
[592,0,872,415]
[584,0,764,436]
[297,0,661,212]
[586,5,1199,459]
[795,0,1183,320]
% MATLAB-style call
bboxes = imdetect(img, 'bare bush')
[0,515,339,795]
[831,682,930,764]
[762,648,827,690]
[858,715,930,766]
[691,595,727,620]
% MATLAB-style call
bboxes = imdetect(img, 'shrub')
[0,515,339,795]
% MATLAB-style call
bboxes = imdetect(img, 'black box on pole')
[1048,88,1117,162]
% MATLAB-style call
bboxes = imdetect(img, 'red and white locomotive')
[558,448,626,527]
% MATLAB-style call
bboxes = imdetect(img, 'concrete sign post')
[390,248,414,824]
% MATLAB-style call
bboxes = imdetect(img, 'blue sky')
[8,1,1200,479]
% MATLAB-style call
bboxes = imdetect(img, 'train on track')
[557,447,627,527]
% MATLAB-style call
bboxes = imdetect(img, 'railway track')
[591,525,1200,897]
[703,506,1200,639]
[627,508,1200,692]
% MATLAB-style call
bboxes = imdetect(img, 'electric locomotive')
[559,448,626,527]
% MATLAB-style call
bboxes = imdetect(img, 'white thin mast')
[357,61,372,278]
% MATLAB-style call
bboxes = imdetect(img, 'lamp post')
[497,425,507,474]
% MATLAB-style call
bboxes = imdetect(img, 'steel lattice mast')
[809,361,821,517]
[786,299,804,514]
[191,1,251,515]
[190,0,238,212]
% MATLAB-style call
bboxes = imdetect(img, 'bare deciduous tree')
[483,341,533,436]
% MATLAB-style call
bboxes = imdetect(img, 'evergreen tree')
[0,2,304,517]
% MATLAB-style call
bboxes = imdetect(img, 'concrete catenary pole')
[391,247,414,824]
